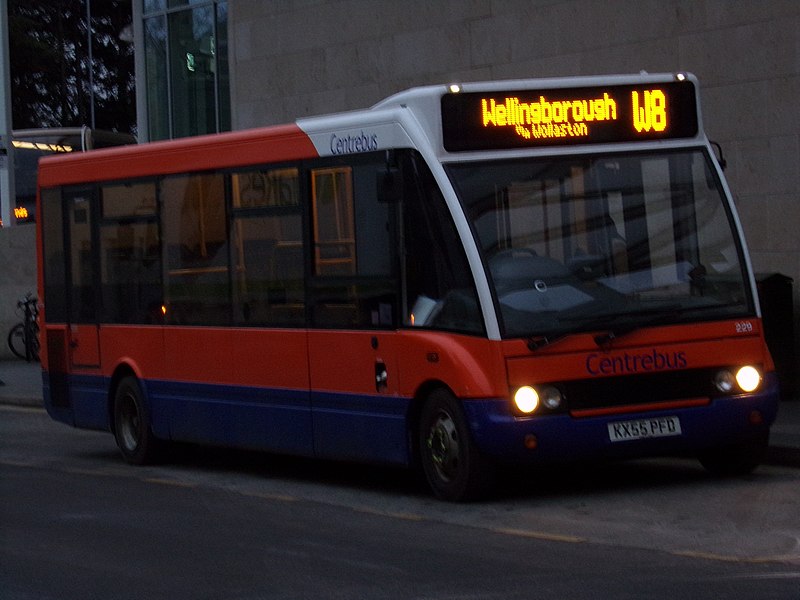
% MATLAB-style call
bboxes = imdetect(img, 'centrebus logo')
[330,131,378,155]
[586,349,687,376]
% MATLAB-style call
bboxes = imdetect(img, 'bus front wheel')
[419,389,493,502]
[697,431,768,476]
[113,376,160,465]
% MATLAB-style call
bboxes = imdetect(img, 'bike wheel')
[28,324,40,362]
[7,324,27,360]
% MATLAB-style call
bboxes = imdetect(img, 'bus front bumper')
[463,373,780,464]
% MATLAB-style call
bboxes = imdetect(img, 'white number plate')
[608,416,682,442]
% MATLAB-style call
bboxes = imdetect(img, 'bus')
[37,73,779,501]
[9,127,136,224]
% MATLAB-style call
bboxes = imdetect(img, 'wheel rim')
[118,392,141,453]
[427,410,461,483]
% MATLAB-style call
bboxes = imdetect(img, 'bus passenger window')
[231,168,304,326]
[312,167,356,276]
[100,182,162,324]
[65,187,97,323]
[41,188,67,323]
[161,173,229,325]
[309,157,398,329]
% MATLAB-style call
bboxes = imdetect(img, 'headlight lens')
[513,385,563,414]
[714,370,736,393]
[514,386,539,414]
[714,366,762,394]
[540,386,563,410]
[735,366,761,393]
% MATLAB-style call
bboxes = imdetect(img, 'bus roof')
[38,124,318,187]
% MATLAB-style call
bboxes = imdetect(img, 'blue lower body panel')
[463,373,780,464]
[146,379,315,457]
[42,371,412,466]
[43,372,109,431]
[43,368,780,470]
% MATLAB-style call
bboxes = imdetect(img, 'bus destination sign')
[441,80,698,152]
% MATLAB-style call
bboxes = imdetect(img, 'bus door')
[306,159,405,463]
[64,186,101,369]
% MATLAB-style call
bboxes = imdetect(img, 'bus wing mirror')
[377,168,403,203]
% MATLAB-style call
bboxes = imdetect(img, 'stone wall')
[0,224,37,359]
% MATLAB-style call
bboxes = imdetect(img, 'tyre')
[418,388,494,502]
[28,324,40,362]
[7,323,26,360]
[698,431,768,476]
[113,376,161,465]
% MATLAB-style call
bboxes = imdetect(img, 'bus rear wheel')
[113,376,160,465]
[419,389,493,502]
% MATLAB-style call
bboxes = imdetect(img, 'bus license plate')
[608,416,682,442]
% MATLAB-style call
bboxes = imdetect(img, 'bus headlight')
[513,385,563,414]
[514,386,539,414]
[735,366,761,393]
[540,386,563,410]
[714,366,762,394]
[713,370,735,393]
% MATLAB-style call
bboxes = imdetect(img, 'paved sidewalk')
[0,359,44,406]
[2,359,799,466]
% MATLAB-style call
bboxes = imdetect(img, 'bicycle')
[7,293,40,362]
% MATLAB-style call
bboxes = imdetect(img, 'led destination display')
[441,80,698,151]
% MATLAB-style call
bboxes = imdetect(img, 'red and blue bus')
[37,73,779,501]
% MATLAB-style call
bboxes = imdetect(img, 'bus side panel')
[100,326,166,378]
[395,331,509,400]
[308,331,410,465]
[146,379,314,456]
[42,325,72,424]
[155,327,313,455]
[40,325,108,431]
[99,325,165,435]
[68,373,109,431]
[306,331,509,465]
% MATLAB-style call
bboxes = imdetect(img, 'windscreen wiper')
[592,305,684,348]
[526,333,570,351]
[526,304,684,351]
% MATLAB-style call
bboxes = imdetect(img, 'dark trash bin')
[756,273,796,400]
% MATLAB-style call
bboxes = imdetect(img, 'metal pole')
[86,0,95,128]
[0,0,16,227]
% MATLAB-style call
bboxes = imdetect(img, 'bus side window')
[99,182,162,324]
[64,186,98,323]
[41,188,67,323]
[402,154,483,335]
[161,173,230,325]
[309,156,398,329]
[230,167,305,326]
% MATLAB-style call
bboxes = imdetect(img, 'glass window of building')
[142,0,230,140]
